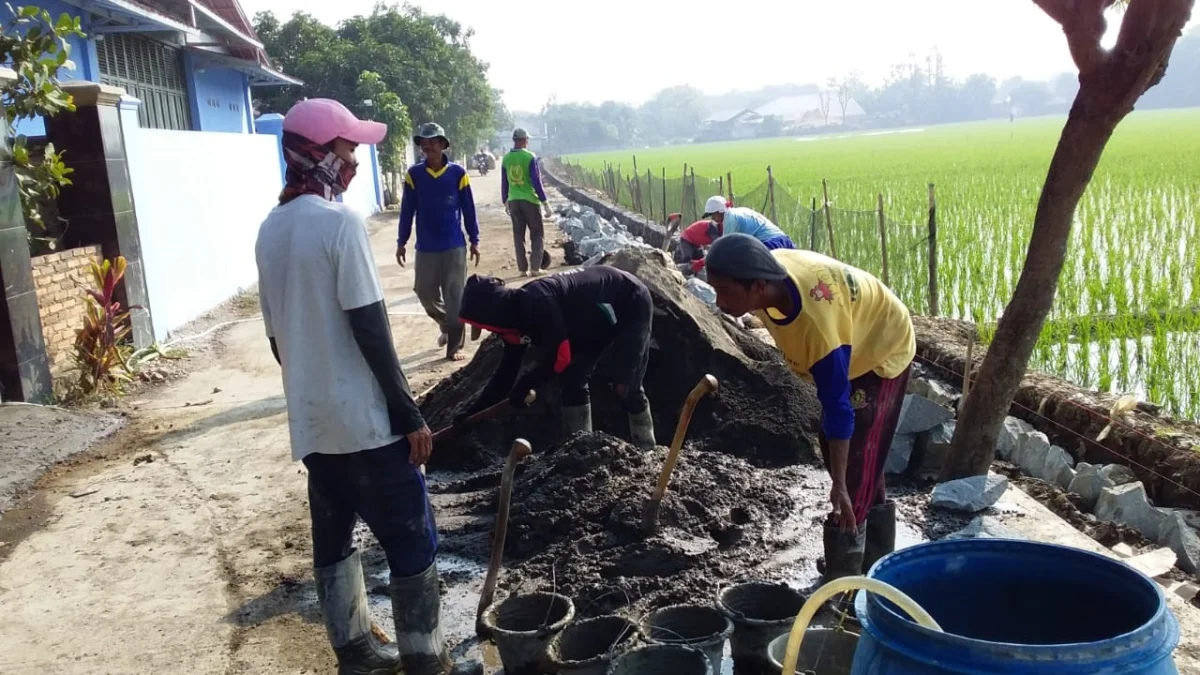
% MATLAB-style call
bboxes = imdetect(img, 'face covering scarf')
[279,131,358,205]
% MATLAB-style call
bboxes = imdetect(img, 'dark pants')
[560,289,653,414]
[303,440,439,577]
[674,239,704,265]
[509,201,545,273]
[762,234,797,250]
[819,364,911,526]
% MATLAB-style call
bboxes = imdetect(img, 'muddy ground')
[0,174,1142,675]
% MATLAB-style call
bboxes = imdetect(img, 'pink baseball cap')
[282,98,387,146]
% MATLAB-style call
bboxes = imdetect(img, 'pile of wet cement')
[420,248,822,472]
[483,433,816,615]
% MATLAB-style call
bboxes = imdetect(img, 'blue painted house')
[18,0,299,136]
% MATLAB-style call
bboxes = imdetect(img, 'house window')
[96,34,192,131]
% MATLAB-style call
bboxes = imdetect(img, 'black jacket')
[459,267,649,409]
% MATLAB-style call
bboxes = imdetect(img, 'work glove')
[504,203,511,216]
[541,202,553,219]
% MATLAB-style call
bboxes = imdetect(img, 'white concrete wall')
[340,143,382,219]
[124,126,279,341]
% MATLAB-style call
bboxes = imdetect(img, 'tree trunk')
[941,0,1194,480]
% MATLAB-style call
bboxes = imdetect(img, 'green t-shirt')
[502,148,540,204]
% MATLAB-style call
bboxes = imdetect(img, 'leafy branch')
[0,4,84,231]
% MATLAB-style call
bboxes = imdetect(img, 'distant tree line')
[531,29,1200,154]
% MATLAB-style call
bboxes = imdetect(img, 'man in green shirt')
[501,128,553,276]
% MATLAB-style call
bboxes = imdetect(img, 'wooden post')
[718,175,724,198]
[822,178,838,259]
[681,164,688,222]
[767,166,778,224]
[661,167,667,224]
[809,197,818,250]
[646,168,654,218]
[960,334,974,415]
[877,192,889,286]
[632,156,642,212]
[690,167,697,222]
[928,182,939,316]
[727,171,735,203]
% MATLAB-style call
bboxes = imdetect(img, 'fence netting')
[548,159,933,313]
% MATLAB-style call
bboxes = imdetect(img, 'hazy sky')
[239,0,1198,112]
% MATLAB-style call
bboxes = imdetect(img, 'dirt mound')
[420,248,822,471]
[488,433,817,615]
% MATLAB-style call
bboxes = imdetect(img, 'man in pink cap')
[255,99,479,675]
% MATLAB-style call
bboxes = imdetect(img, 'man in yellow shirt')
[705,233,916,580]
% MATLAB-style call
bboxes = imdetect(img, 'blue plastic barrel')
[853,539,1179,674]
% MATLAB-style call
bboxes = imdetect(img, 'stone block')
[932,474,1009,513]
[996,416,1034,461]
[1095,482,1169,541]
[1163,512,1200,574]
[897,394,955,436]
[908,377,959,408]
[1055,465,1077,491]
[1011,430,1050,474]
[884,433,916,475]
[1100,464,1139,486]
[914,421,955,479]
[1033,444,1075,484]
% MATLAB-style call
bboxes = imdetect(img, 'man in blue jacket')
[398,123,480,361]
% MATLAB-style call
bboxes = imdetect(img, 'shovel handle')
[476,438,533,635]
[432,391,536,443]
[650,374,719,503]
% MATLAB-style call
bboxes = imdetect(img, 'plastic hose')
[780,576,942,675]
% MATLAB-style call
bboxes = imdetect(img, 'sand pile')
[420,248,822,471]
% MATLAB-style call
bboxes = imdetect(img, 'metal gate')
[96,33,192,131]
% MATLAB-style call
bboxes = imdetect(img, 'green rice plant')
[566,109,1200,420]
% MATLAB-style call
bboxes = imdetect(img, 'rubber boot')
[314,551,401,675]
[390,563,482,675]
[562,404,593,435]
[862,501,897,573]
[628,407,656,448]
[821,523,866,583]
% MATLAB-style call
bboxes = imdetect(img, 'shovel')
[430,391,536,444]
[641,374,719,535]
[475,438,533,638]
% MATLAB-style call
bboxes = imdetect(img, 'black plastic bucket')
[766,628,859,674]
[717,581,807,669]
[480,592,575,675]
[548,615,640,675]
[640,604,732,675]
[607,643,711,675]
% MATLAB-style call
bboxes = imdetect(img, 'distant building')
[700,109,763,141]
[700,94,866,141]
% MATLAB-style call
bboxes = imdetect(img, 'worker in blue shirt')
[398,123,480,361]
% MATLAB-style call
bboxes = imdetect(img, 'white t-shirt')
[255,195,402,461]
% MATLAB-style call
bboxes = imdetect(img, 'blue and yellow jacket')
[397,156,479,253]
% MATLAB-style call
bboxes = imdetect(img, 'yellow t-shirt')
[757,249,915,382]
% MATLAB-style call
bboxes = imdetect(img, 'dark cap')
[705,233,789,281]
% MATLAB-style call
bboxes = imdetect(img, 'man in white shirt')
[255,98,478,675]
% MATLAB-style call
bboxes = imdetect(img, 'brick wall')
[31,245,102,369]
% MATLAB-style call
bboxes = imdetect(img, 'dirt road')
[0,172,556,675]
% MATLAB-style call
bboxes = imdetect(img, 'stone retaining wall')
[542,165,670,249]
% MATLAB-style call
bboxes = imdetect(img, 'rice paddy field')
[562,109,1200,421]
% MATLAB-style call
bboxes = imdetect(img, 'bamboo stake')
[877,192,890,286]
[767,166,778,223]
[822,178,838,259]
[928,182,939,317]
